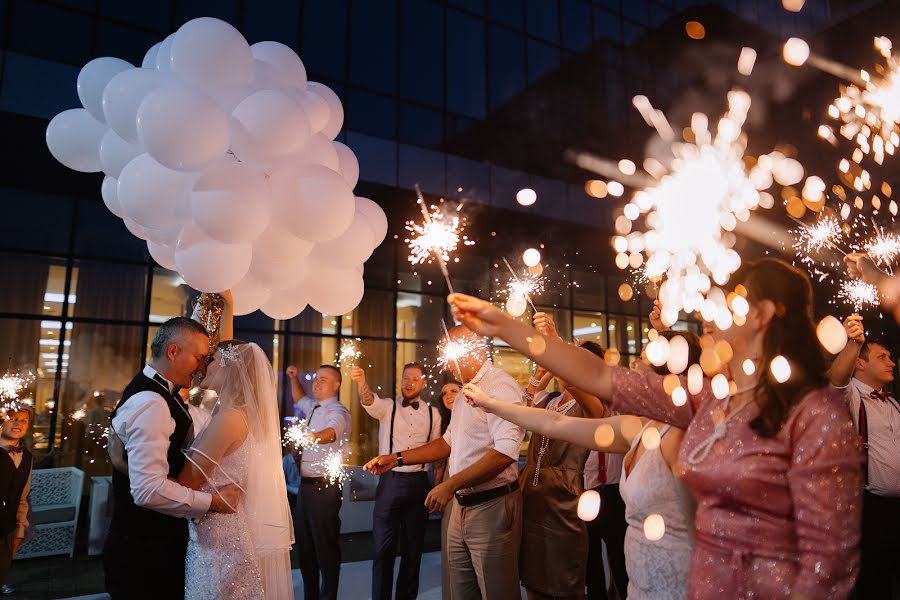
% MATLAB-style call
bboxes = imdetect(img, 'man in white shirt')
[351,363,441,600]
[103,317,240,600]
[827,314,898,598]
[364,326,525,600]
[293,364,352,600]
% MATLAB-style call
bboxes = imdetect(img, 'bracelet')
[396,452,404,467]
[528,376,542,388]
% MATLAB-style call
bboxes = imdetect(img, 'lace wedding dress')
[185,437,264,600]
[619,422,695,600]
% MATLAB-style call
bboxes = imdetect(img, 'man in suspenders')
[351,363,441,600]
[827,314,899,598]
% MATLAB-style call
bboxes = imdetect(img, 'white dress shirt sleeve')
[430,407,442,442]
[486,379,526,460]
[361,393,392,421]
[112,391,211,518]
[442,421,453,447]
[832,382,861,426]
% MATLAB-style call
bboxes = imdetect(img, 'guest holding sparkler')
[351,363,441,600]
[0,407,32,592]
[285,365,313,421]
[827,314,899,598]
[293,365,351,600]
[845,252,900,323]
[363,326,525,600]
[450,257,863,599]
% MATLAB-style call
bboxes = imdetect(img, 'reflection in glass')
[573,312,607,347]
[397,293,444,340]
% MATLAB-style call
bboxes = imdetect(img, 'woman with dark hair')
[451,258,863,599]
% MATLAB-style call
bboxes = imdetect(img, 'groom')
[104,317,241,599]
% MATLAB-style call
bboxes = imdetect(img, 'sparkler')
[838,279,880,311]
[436,320,483,385]
[573,87,811,327]
[337,339,362,367]
[405,184,473,293]
[863,224,900,270]
[71,408,86,421]
[283,419,319,450]
[0,368,34,417]
[791,215,846,255]
[501,258,543,317]
[317,445,350,488]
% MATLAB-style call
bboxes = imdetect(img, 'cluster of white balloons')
[46,17,387,319]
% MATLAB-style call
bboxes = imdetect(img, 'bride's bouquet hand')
[462,383,496,412]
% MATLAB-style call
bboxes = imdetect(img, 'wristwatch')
[396,452,404,467]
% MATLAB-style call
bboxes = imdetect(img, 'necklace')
[532,396,577,487]
[685,384,758,466]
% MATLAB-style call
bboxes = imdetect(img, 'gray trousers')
[444,491,523,600]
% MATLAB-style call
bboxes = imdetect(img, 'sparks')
[72,408,86,421]
[405,203,473,267]
[0,369,33,403]
[581,89,808,327]
[793,216,843,254]
[337,339,362,367]
[838,279,880,311]
[863,227,900,268]
[436,335,483,373]
[318,446,350,488]
[507,273,545,301]
[283,420,319,450]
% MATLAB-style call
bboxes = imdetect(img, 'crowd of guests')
[283,256,896,600]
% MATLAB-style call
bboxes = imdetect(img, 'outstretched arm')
[826,315,864,388]
[363,437,451,475]
[218,290,234,343]
[463,384,633,454]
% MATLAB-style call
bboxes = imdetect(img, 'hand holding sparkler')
[648,300,668,333]
[843,314,865,345]
[363,453,399,475]
[532,312,559,339]
[447,294,507,339]
[284,419,320,451]
[502,258,544,317]
[461,383,498,413]
[845,253,887,286]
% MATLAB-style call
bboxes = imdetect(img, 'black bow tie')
[870,390,893,402]
[5,445,23,455]
[402,399,420,409]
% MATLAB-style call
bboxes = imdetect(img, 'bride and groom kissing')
[104,292,294,600]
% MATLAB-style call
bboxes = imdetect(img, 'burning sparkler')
[337,339,362,367]
[838,279,880,311]
[573,87,811,328]
[863,225,900,270]
[405,184,473,293]
[284,419,319,450]
[502,258,544,317]
[71,408,86,422]
[436,325,483,384]
[792,215,845,255]
[0,368,34,417]
[317,446,350,488]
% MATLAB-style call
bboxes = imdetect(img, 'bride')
[175,338,295,600]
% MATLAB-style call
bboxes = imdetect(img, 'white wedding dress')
[186,435,264,599]
[619,421,695,600]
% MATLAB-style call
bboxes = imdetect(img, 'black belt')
[455,480,518,508]
[301,476,326,485]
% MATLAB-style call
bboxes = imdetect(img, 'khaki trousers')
[444,490,522,600]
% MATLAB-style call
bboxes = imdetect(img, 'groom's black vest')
[107,370,193,542]
[0,446,32,537]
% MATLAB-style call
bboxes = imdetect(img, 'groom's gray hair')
[150,317,209,359]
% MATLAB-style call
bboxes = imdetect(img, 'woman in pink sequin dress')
[449,258,863,599]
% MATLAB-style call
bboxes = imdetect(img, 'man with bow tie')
[828,314,898,598]
[352,363,441,600]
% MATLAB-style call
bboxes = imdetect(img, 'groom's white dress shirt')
[110,365,211,518]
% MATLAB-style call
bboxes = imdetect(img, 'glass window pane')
[488,26,525,109]
[533,306,572,341]
[0,254,67,316]
[69,261,147,321]
[350,0,397,94]
[150,268,197,324]
[287,306,331,334]
[338,338,392,465]
[527,39,560,84]
[593,8,621,42]
[348,89,396,139]
[608,315,639,356]
[526,0,559,43]
[59,323,144,474]
[343,290,394,338]
[11,1,94,65]
[302,0,348,80]
[396,292,444,340]
[607,275,639,313]
[399,0,445,107]
[488,0,523,29]
[94,21,160,67]
[447,10,486,119]
[0,189,73,253]
[0,318,55,450]
[399,103,444,148]
[491,346,531,390]
[573,311,607,347]
[241,0,299,47]
[561,0,592,51]
[76,198,149,261]
[362,233,395,290]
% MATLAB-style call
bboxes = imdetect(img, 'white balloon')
[99,130,142,178]
[306,264,364,316]
[123,218,149,240]
[143,222,182,246]
[306,82,344,139]
[170,17,255,91]
[269,165,355,242]
[250,41,307,89]
[190,161,271,243]
[260,288,308,320]
[137,86,230,171]
[147,240,176,270]
[102,68,170,142]
[249,220,314,289]
[77,57,133,123]
[156,34,176,72]
[231,272,271,316]
[142,42,161,69]
[333,141,359,189]
[117,153,193,229]
[310,210,376,268]
[230,90,311,165]
[46,108,107,172]
[274,132,339,173]
[175,223,252,292]
[101,175,124,218]
[354,196,388,246]
[293,88,329,134]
